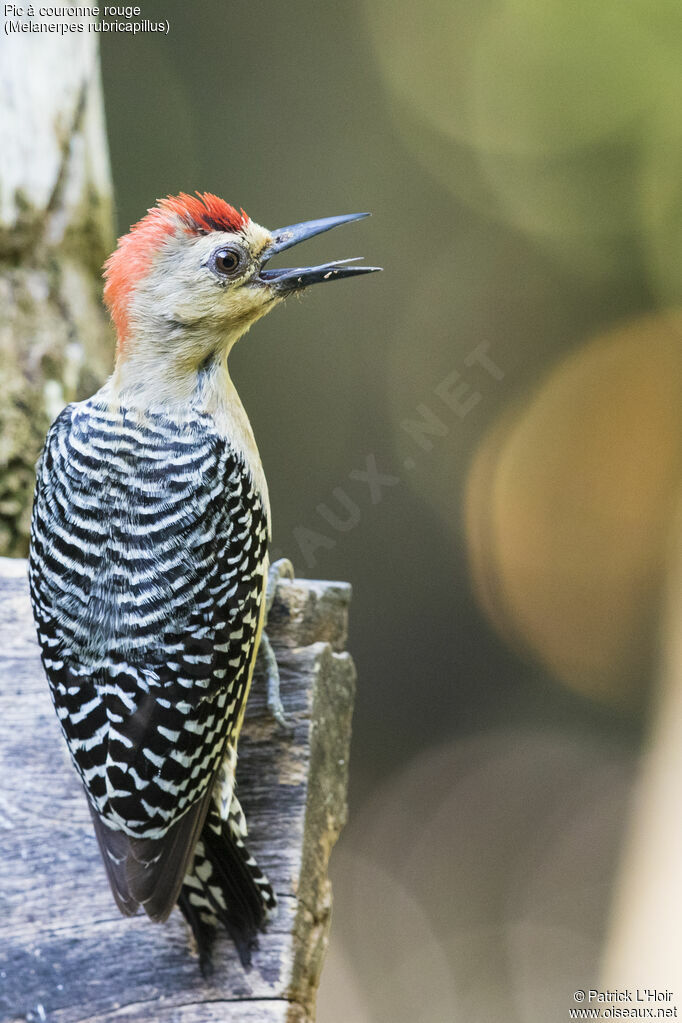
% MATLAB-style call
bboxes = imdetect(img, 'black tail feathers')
[178,805,276,976]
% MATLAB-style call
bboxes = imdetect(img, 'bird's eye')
[211,247,244,278]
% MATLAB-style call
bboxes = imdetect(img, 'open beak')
[258,212,382,293]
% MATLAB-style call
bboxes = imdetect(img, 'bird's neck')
[198,360,271,519]
[106,348,271,520]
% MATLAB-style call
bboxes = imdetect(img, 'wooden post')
[0,25,114,556]
[0,558,356,1023]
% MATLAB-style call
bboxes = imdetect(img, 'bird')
[28,192,380,973]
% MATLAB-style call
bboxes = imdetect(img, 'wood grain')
[0,559,355,1023]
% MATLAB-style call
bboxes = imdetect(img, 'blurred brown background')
[16,0,682,1018]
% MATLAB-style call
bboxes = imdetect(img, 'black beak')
[259,212,382,293]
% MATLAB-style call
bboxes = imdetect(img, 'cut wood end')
[0,562,356,1023]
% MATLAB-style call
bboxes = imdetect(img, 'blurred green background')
[98,2,682,1019]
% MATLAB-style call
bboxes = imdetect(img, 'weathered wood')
[0,559,355,1023]
[0,27,114,556]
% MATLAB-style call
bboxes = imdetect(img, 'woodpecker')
[28,192,380,972]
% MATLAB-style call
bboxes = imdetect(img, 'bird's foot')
[259,557,295,733]
[257,631,293,734]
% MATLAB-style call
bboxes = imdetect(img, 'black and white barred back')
[29,395,276,969]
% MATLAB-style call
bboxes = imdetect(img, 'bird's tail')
[178,795,276,975]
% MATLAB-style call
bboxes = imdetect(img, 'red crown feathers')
[103,192,250,347]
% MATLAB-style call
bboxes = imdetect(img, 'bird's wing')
[88,779,214,920]
[30,400,269,919]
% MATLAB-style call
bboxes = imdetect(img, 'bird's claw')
[267,682,293,735]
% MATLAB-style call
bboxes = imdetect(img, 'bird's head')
[104,192,380,399]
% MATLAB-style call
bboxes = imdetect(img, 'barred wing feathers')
[29,399,269,920]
